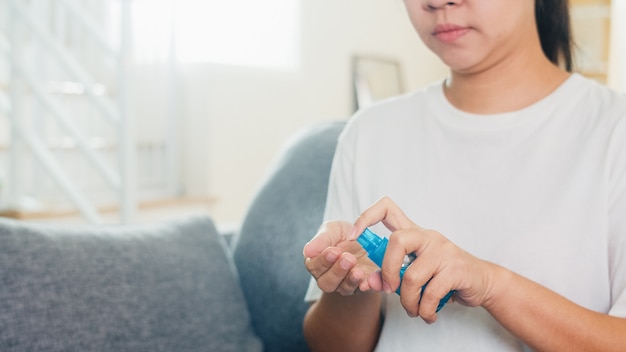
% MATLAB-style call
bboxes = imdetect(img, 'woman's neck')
[443,53,570,115]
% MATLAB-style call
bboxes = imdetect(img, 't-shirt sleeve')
[608,108,626,317]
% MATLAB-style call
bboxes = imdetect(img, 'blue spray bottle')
[357,228,455,312]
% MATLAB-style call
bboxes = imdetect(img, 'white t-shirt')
[305,74,626,351]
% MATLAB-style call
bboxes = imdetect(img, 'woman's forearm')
[304,291,383,352]
[484,263,626,351]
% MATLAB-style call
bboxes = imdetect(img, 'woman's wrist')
[480,261,515,312]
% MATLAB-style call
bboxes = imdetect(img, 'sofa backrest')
[231,121,346,352]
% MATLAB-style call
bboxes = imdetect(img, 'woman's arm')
[302,221,385,351]
[304,292,382,352]
[484,264,626,351]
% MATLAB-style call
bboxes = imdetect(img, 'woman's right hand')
[303,221,383,296]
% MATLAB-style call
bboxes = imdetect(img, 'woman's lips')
[432,24,471,43]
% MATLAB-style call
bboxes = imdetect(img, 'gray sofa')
[0,121,346,352]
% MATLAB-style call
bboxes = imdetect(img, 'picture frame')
[352,55,404,111]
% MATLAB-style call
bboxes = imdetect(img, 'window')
[125,0,300,70]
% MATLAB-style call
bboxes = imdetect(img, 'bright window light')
[175,0,300,69]
[112,0,300,69]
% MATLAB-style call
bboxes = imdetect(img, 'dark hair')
[535,0,574,72]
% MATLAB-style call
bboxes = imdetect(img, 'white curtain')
[127,0,175,64]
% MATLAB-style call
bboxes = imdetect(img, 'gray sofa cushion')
[0,216,262,352]
[232,121,346,352]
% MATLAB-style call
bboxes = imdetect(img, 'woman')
[302,0,626,351]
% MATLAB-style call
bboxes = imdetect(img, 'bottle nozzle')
[356,228,383,252]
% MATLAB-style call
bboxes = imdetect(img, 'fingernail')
[348,226,358,240]
[340,257,353,270]
[383,282,393,294]
[326,251,339,262]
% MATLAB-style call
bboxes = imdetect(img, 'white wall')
[178,0,448,224]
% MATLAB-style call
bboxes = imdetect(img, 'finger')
[304,247,342,278]
[337,266,365,296]
[397,258,434,316]
[397,282,423,317]
[366,270,384,291]
[304,221,353,258]
[381,229,428,292]
[315,252,358,293]
[397,256,454,322]
[350,196,418,240]
[417,276,453,324]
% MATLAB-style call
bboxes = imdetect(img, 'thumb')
[351,196,418,239]
[303,220,353,258]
